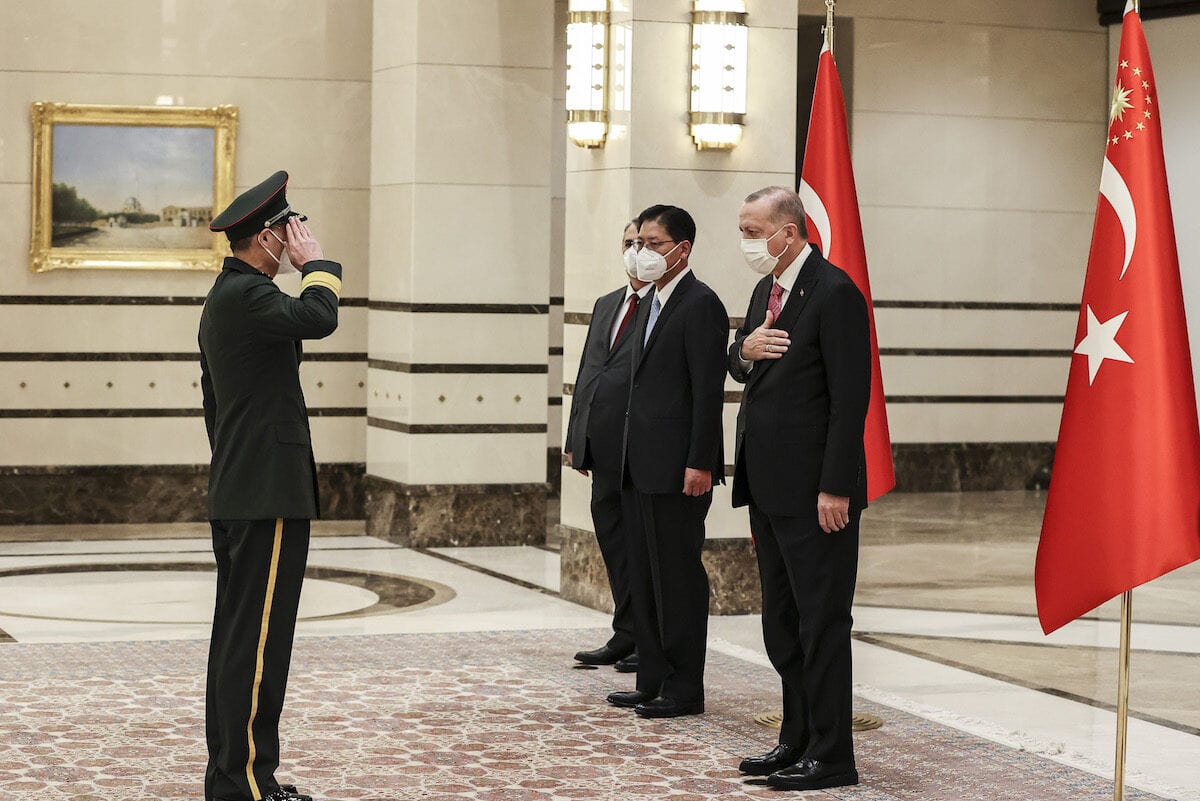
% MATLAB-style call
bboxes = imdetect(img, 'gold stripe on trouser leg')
[244,518,284,800]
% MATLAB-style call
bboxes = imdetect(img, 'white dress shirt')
[609,281,655,348]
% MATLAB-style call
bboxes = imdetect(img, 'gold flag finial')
[823,0,835,55]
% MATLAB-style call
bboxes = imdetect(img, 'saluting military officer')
[199,170,343,801]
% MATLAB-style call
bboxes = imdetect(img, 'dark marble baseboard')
[0,463,365,525]
[893,442,1054,492]
[365,476,548,547]
[558,525,763,616]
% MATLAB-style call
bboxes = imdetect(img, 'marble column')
[368,1,555,546]
[559,0,798,611]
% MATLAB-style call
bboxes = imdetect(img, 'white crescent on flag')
[798,178,832,258]
[1099,156,1137,280]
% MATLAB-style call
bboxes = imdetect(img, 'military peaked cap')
[209,170,306,242]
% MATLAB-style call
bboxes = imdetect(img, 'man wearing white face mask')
[605,204,728,719]
[564,220,650,675]
[200,170,342,801]
[729,186,870,791]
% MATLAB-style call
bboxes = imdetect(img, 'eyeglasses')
[633,239,676,252]
[623,239,637,250]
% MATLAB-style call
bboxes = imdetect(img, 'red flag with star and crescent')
[799,39,896,501]
[1035,2,1200,635]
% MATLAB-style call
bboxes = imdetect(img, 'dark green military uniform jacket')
[199,257,342,521]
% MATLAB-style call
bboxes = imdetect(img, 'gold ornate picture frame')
[29,102,238,273]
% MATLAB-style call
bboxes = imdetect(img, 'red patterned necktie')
[768,282,784,320]
[611,293,640,350]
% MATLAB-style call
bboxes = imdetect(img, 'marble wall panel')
[365,310,548,365]
[367,370,550,425]
[367,427,547,485]
[0,305,365,356]
[887,402,1063,443]
[1,0,372,80]
[879,356,1069,397]
[852,112,1107,214]
[407,185,551,304]
[365,476,546,546]
[873,308,1077,351]
[0,414,362,466]
[413,0,555,69]
[370,66,418,187]
[372,0,419,72]
[822,0,1098,31]
[852,18,1106,121]
[858,206,1093,304]
[412,65,553,186]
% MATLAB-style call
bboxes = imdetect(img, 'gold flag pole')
[823,0,835,55]
[1114,589,1133,801]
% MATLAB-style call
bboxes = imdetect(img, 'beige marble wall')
[367,1,554,498]
[830,0,1107,444]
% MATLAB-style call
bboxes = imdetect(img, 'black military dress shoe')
[266,786,312,801]
[606,689,655,708]
[575,643,632,665]
[738,743,803,776]
[634,696,704,718]
[767,758,859,791]
[613,652,639,673]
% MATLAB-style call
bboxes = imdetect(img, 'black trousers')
[622,487,711,703]
[750,502,859,764]
[590,468,635,652]
[206,518,310,801]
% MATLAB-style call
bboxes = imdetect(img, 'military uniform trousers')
[750,502,859,764]
[205,518,310,801]
[621,486,712,703]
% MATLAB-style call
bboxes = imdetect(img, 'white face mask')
[635,241,682,282]
[623,245,639,279]
[261,229,297,275]
[740,225,788,276]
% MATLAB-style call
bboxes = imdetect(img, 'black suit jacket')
[566,286,642,472]
[728,248,870,516]
[622,270,728,494]
[199,257,342,520]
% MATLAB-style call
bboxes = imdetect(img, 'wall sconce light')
[566,1,610,149]
[689,0,748,151]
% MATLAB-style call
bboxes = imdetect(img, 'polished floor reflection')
[0,492,1196,800]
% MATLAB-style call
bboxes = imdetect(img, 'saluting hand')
[683,468,712,497]
[285,217,324,268]
[739,309,790,361]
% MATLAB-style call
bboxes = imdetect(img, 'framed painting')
[28,102,238,272]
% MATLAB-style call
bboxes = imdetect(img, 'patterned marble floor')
[0,629,1169,801]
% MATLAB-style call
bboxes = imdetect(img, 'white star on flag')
[1075,305,1134,384]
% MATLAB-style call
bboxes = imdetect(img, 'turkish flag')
[1035,2,1200,635]
[799,40,895,501]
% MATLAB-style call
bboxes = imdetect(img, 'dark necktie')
[611,293,640,351]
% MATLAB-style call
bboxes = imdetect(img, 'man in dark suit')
[565,220,649,673]
[728,186,870,791]
[605,204,728,719]
[199,171,342,801]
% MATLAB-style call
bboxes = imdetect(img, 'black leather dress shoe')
[613,652,639,673]
[767,758,859,791]
[606,689,655,708]
[267,786,312,801]
[738,743,803,776]
[575,643,632,665]
[634,696,704,718]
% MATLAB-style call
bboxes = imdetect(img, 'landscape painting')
[29,103,238,272]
